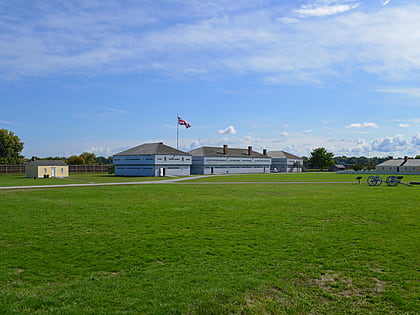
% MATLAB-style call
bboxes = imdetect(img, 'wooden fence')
[0,164,112,174]
[0,164,25,174]
[69,165,111,173]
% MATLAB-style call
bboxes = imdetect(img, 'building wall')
[115,165,191,177]
[191,156,271,174]
[25,163,38,178]
[113,154,192,176]
[271,158,303,173]
[376,165,419,174]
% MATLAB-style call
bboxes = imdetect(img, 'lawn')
[0,177,418,313]
[0,173,171,187]
[187,172,420,183]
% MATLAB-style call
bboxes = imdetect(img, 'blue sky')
[1,0,419,158]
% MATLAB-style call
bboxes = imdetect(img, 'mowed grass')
[0,173,171,187]
[188,172,420,183]
[0,179,419,313]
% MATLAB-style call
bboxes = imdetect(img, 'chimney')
[223,144,228,155]
[263,149,267,156]
[404,156,408,162]
[31,156,37,161]
[248,146,252,156]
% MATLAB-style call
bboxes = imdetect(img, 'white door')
[51,167,56,177]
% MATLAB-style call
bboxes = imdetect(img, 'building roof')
[405,159,420,166]
[29,160,67,166]
[378,159,420,167]
[189,146,267,158]
[114,142,190,156]
[268,151,302,159]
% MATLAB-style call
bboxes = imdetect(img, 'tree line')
[1,128,418,169]
[305,148,419,171]
[0,129,112,165]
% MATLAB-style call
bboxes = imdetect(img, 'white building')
[113,142,191,177]
[189,145,271,175]
[376,157,420,174]
[268,151,303,173]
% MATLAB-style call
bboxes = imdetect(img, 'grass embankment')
[0,180,418,313]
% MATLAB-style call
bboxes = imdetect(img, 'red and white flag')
[178,116,191,128]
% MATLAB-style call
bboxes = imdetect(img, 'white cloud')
[412,133,420,146]
[398,123,410,128]
[1,1,420,84]
[294,3,360,18]
[382,0,391,6]
[0,120,22,126]
[218,125,237,135]
[280,131,289,137]
[393,118,420,124]
[375,88,420,98]
[345,122,379,128]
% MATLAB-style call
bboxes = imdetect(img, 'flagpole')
[176,114,179,150]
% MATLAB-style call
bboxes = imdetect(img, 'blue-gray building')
[189,145,271,175]
[113,142,191,176]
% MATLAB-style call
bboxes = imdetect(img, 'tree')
[79,152,97,165]
[66,155,84,165]
[96,156,113,165]
[0,129,24,164]
[308,147,334,171]
[353,163,364,171]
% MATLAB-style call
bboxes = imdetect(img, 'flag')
[178,116,191,128]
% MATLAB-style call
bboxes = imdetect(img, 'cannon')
[367,175,411,187]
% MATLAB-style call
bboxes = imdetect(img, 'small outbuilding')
[113,142,192,177]
[25,160,69,178]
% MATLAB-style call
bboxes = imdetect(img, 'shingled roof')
[268,151,301,159]
[379,158,420,167]
[114,142,190,156]
[29,160,68,166]
[189,146,266,158]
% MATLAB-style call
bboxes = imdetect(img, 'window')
[61,168,64,174]
[44,168,48,174]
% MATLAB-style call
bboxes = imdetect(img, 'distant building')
[268,151,303,173]
[25,159,69,178]
[376,156,420,174]
[330,164,346,172]
[113,142,191,177]
[189,145,271,175]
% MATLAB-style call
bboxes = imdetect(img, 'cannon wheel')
[386,176,400,187]
[375,176,382,186]
[368,175,379,186]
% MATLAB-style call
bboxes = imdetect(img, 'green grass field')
[0,174,419,313]
[0,173,171,187]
